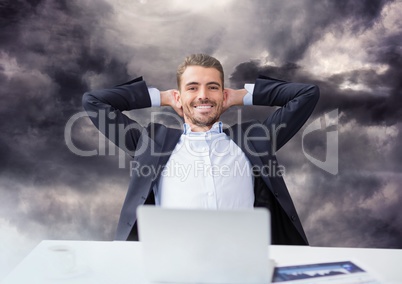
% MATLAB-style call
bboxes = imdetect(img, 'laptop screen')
[137,206,272,283]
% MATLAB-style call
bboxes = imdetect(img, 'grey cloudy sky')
[1,0,401,279]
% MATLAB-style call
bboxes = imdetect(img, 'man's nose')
[197,87,208,100]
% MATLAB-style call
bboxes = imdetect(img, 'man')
[82,54,319,245]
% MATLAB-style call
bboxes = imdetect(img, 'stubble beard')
[188,113,220,128]
[185,100,222,128]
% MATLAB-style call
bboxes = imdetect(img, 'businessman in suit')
[82,54,319,245]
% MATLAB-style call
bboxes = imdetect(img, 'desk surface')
[2,240,401,284]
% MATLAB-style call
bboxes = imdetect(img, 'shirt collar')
[183,121,223,135]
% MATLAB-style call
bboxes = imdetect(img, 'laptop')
[137,206,273,283]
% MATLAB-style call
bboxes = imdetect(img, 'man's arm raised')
[223,88,248,112]
[82,78,151,155]
[253,76,320,151]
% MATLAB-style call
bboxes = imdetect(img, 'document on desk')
[272,260,381,283]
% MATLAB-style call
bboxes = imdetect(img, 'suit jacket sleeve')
[252,75,320,151]
[82,77,151,155]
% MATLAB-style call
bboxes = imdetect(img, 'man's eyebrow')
[206,81,221,87]
[185,82,200,86]
[184,81,221,87]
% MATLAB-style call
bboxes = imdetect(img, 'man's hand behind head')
[160,89,183,117]
[222,88,247,113]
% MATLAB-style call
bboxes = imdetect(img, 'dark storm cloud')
[0,0,136,247]
[330,0,392,32]
[229,56,402,126]
[0,0,133,188]
[247,0,394,63]
[300,166,402,248]
[0,0,43,28]
[275,121,402,249]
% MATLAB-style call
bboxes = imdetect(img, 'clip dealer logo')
[302,109,339,175]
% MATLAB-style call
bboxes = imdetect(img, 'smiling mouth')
[194,105,213,109]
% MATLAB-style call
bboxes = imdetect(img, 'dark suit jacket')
[82,75,319,245]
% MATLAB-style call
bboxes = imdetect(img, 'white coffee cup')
[46,245,76,275]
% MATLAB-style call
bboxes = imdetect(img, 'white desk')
[2,240,401,284]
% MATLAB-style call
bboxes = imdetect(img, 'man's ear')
[174,90,182,108]
[222,88,229,107]
[223,88,228,100]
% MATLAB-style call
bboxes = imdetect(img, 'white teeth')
[195,106,212,109]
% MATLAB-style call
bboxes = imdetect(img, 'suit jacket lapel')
[159,127,182,164]
[153,126,183,176]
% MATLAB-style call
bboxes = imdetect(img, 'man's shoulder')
[145,122,183,137]
[224,120,262,131]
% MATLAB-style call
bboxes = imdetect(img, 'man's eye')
[188,87,197,91]
[209,86,219,90]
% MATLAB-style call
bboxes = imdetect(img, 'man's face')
[175,66,226,131]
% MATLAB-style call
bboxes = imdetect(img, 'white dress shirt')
[149,84,256,209]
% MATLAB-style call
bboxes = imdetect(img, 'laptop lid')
[137,206,272,284]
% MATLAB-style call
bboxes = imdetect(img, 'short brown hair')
[176,54,224,89]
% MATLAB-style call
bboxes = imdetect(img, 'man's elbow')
[309,84,320,104]
[82,92,95,111]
